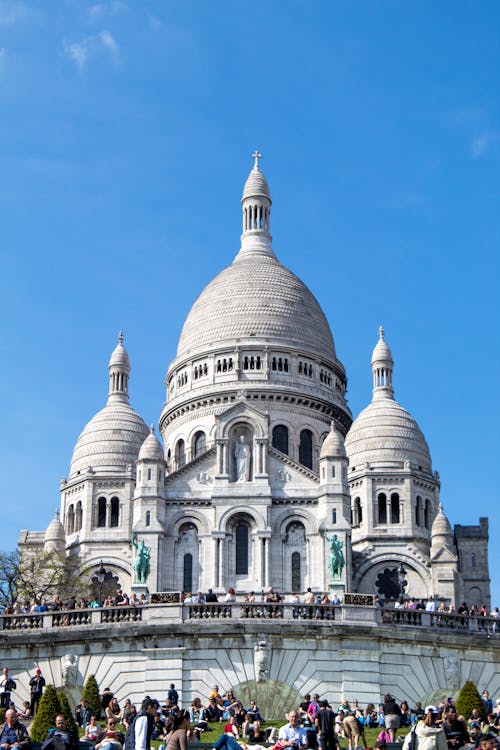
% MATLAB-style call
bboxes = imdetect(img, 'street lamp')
[96,560,106,605]
[397,562,408,599]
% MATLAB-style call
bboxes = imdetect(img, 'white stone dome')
[320,422,346,458]
[45,510,65,543]
[176,253,337,362]
[138,425,164,461]
[70,401,149,478]
[345,394,431,471]
[432,503,452,537]
[242,164,271,201]
[109,332,130,371]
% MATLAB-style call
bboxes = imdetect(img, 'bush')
[57,690,78,735]
[455,680,487,721]
[30,684,60,741]
[82,674,101,719]
[0,708,5,723]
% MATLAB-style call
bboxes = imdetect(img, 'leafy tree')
[57,690,78,734]
[0,549,87,609]
[31,684,60,741]
[455,680,487,721]
[82,674,102,719]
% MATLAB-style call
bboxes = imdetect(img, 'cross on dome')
[378,325,385,340]
[251,150,262,169]
[118,330,124,344]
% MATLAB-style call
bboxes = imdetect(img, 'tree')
[455,680,487,721]
[57,690,78,734]
[0,548,87,609]
[31,684,60,741]
[82,674,102,719]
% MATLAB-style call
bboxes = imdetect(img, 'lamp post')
[96,560,106,605]
[397,562,408,600]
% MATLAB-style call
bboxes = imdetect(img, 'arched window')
[272,424,289,455]
[193,431,206,457]
[424,499,431,529]
[147,468,152,481]
[332,508,337,524]
[353,497,362,526]
[378,493,387,524]
[175,439,185,469]
[75,501,82,532]
[391,493,400,524]
[416,496,422,527]
[299,429,313,469]
[291,552,301,592]
[145,511,151,527]
[67,505,75,534]
[110,496,119,527]
[235,524,249,575]
[97,496,106,527]
[183,553,193,593]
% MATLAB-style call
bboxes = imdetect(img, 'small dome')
[45,511,65,543]
[70,401,149,478]
[109,331,130,372]
[371,326,393,366]
[138,425,164,462]
[431,503,452,538]
[242,164,271,202]
[345,398,432,471]
[320,422,346,458]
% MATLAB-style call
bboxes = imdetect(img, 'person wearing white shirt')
[278,711,307,748]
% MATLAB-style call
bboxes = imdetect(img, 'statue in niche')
[132,533,151,584]
[61,653,79,687]
[235,435,251,482]
[254,640,271,682]
[325,533,345,580]
[180,524,197,544]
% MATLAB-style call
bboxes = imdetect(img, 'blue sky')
[0,1,499,602]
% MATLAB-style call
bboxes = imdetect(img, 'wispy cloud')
[63,30,119,72]
[0,0,28,25]
[471,131,500,158]
[88,1,126,20]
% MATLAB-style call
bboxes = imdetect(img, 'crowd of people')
[2,591,148,615]
[1,680,500,750]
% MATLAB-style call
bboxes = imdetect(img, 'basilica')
[19,156,490,608]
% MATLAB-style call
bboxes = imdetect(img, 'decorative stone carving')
[278,469,291,482]
[254,640,271,682]
[286,522,306,546]
[444,656,460,691]
[61,653,79,686]
[196,471,210,484]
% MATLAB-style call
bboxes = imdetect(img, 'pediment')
[215,397,269,438]
[431,544,458,563]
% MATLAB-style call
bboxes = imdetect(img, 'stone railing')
[1,603,497,635]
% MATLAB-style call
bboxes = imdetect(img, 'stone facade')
[19,155,490,610]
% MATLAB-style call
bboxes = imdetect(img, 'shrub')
[0,708,5,723]
[30,684,60,741]
[57,690,78,734]
[82,674,101,719]
[455,680,487,721]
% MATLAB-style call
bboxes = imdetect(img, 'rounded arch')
[220,414,266,440]
[272,424,289,454]
[272,508,317,537]
[218,506,264,533]
[191,429,207,458]
[353,552,430,599]
[166,509,211,538]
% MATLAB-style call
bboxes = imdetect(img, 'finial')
[251,150,262,169]
[330,420,336,431]
[150,423,155,434]
[118,330,124,344]
[54,510,59,519]
[378,325,384,340]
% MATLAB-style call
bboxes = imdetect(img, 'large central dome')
[176,252,336,362]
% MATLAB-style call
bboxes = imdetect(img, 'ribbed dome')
[45,511,65,543]
[176,254,336,362]
[109,332,130,371]
[345,398,432,471]
[320,422,346,458]
[138,425,164,461]
[70,401,149,478]
[242,165,271,201]
[432,504,452,538]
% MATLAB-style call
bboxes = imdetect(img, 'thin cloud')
[88,1,126,20]
[0,0,28,25]
[63,30,119,72]
[471,131,500,158]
